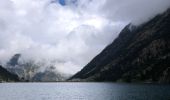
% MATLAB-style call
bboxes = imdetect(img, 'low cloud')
[102,0,170,25]
[0,0,169,74]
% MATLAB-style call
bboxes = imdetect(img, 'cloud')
[102,0,170,25]
[0,0,169,74]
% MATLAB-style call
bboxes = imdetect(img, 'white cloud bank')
[0,0,169,74]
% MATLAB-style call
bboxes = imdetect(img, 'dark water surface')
[0,83,170,100]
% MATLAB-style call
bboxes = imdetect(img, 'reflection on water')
[0,83,170,100]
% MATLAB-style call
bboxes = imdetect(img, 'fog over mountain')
[0,0,169,75]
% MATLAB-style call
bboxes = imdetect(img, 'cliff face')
[0,65,19,82]
[70,9,170,83]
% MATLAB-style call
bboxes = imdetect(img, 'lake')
[0,83,170,100]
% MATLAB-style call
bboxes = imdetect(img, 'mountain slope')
[70,9,170,83]
[32,66,69,82]
[0,65,19,82]
[6,54,69,82]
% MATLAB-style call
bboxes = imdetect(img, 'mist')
[0,0,169,75]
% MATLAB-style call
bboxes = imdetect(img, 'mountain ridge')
[70,8,170,83]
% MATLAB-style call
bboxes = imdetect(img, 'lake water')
[0,83,170,100]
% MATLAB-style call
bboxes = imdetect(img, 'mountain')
[32,66,69,82]
[70,8,170,83]
[0,65,19,82]
[6,54,40,81]
[7,54,21,66]
[6,54,69,82]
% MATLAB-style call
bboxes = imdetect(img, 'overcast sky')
[0,0,169,74]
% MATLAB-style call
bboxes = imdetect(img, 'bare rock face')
[70,8,170,83]
[7,54,21,66]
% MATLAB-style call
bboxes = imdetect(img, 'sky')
[58,0,66,5]
[0,0,169,74]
